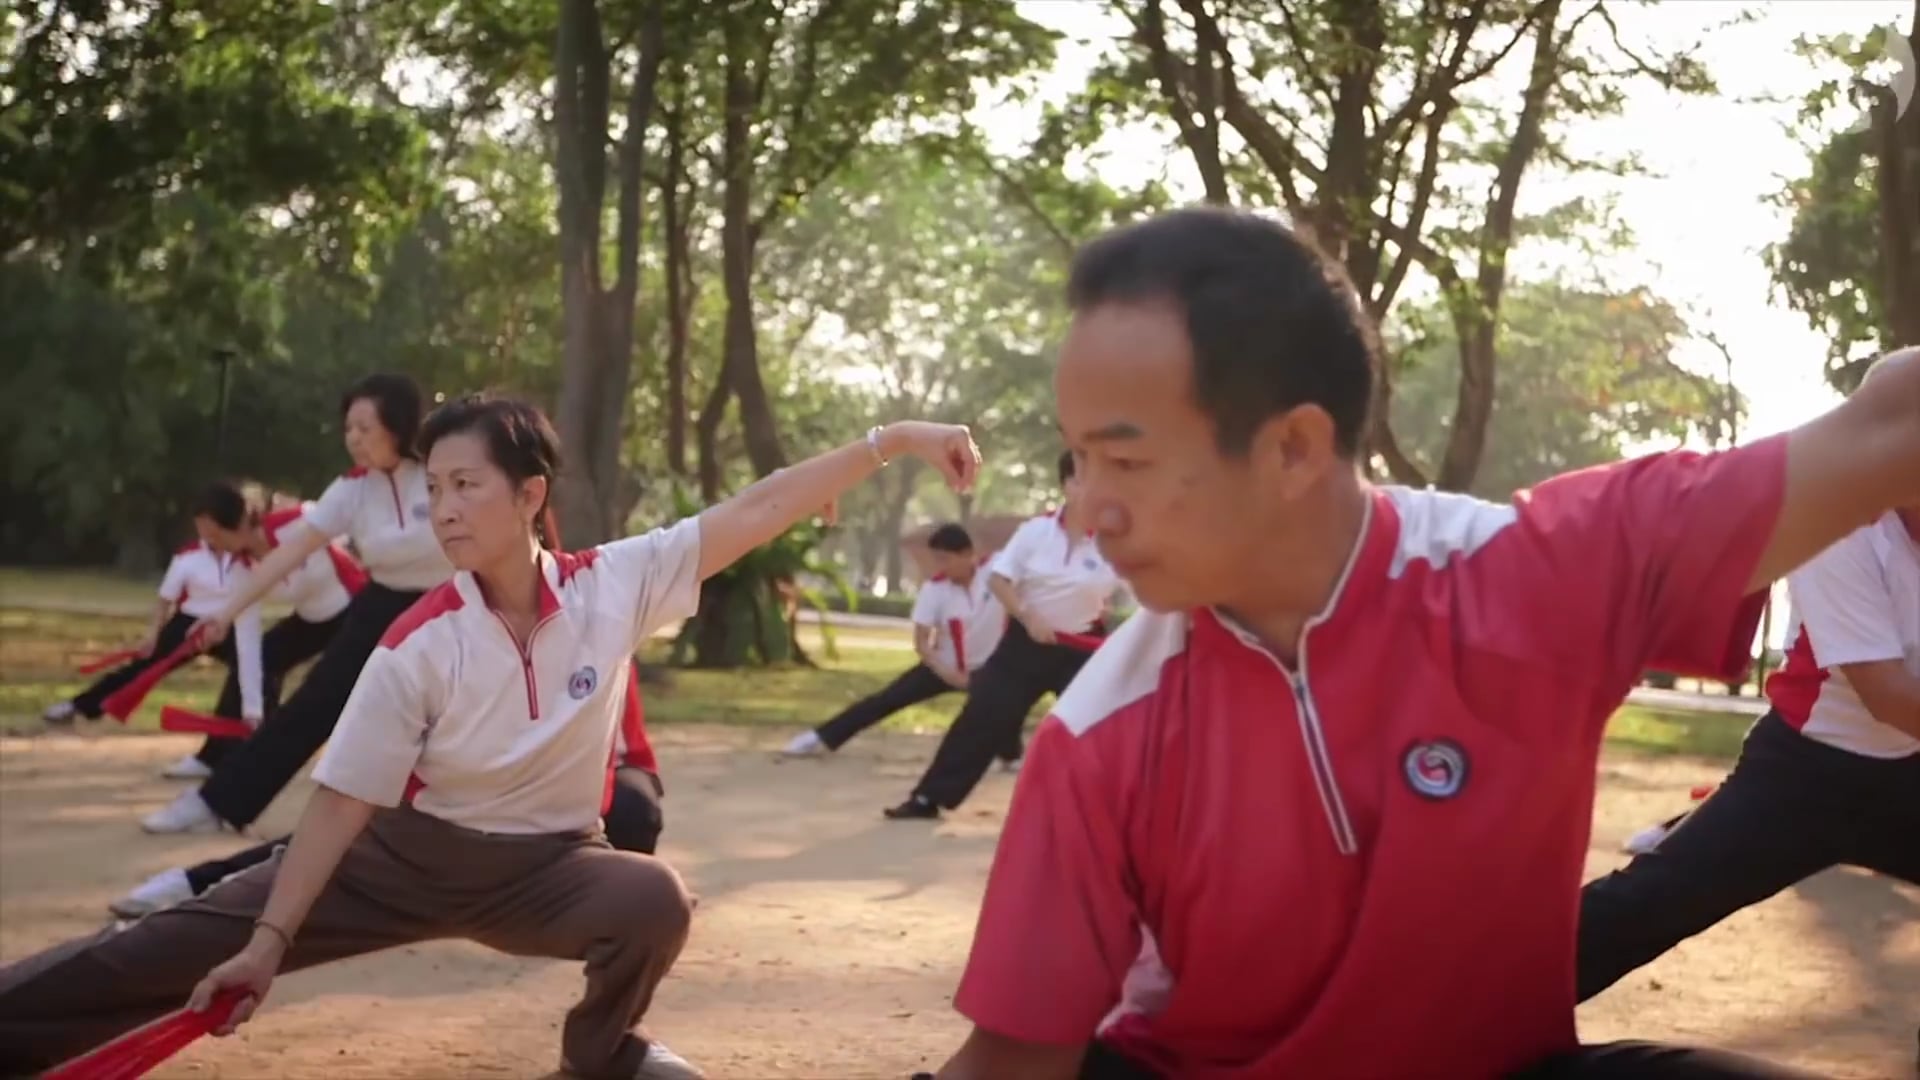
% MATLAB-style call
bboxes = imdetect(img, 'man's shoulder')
[1051,610,1192,738]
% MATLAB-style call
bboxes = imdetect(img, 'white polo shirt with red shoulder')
[1764,511,1920,759]
[263,504,365,624]
[160,544,266,719]
[955,439,1787,1079]
[990,511,1119,635]
[298,461,452,592]
[313,517,702,834]
[911,573,1006,672]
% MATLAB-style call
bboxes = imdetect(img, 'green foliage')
[1390,282,1740,498]
[1764,25,1914,393]
[666,487,856,669]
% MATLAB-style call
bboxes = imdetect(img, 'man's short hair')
[927,523,974,553]
[1066,207,1379,458]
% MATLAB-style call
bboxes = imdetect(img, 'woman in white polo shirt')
[0,393,980,1080]
[142,372,452,834]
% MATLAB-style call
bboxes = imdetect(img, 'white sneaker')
[42,701,76,725]
[635,1041,704,1080]
[109,868,195,918]
[564,1040,704,1080]
[141,791,223,834]
[1000,757,1023,774]
[781,731,825,757]
[160,755,213,780]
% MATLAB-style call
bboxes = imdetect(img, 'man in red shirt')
[928,208,1920,1079]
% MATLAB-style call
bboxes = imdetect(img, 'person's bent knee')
[593,855,693,945]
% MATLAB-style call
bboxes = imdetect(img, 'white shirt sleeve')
[232,601,265,721]
[595,516,705,649]
[990,521,1040,582]
[1786,528,1905,668]
[158,554,190,603]
[300,475,359,541]
[311,645,431,806]
[910,585,946,627]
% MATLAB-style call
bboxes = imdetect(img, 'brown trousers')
[0,806,692,1079]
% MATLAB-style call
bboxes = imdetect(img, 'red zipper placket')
[490,609,562,720]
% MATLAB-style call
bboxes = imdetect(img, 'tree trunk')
[1434,0,1562,492]
[551,0,665,547]
[661,68,693,477]
[695,365,732,503]
[1875,5,1920,347]
[721,4,787,479]
[878,458,921,591]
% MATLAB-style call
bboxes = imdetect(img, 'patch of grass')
[0,594,1759,758]
[1602,705,1755,761]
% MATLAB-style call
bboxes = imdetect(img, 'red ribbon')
[75,648,141,675]
[42,988,250,1080]
[159,706,252,740]
[99,638,203,722]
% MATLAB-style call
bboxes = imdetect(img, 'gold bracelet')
[253,919,294,951]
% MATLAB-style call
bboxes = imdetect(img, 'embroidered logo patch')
[568,666,598,700]
[411,501,430,521]
[1402,738,1469,800]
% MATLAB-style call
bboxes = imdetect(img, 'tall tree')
[550,0,668,546]
[1766,10,1919,393]
[694,0,1055,484]
[1069,0,1713,490]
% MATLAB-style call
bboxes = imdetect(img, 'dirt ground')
[1,727,1915,1080]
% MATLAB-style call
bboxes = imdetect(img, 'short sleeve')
[1785,526,1904,668]
[594,516,704,648]
[909,585,945,627]
[989,520,1041,581]
[311,646,430,805]
[953,719,1140,1045]
[1505,435,1788,685]
[157,555,189,602]
[300,475,359,540]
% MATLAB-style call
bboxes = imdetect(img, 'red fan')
[41,987,250,1080]
[159,706,252,741]
[75,648,141,675]
[99,641,201,722]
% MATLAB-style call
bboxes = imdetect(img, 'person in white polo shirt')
[0,393,981,1080]
[783,522,1009,758]
[141,373,453,834]
[1577,364,1920,1003]
[886,451,1120,820]
[42,484,268,735]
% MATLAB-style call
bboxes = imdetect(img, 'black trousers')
[197,583,425,829]
[1579,711,1920,1002]
[912,622,1094,809]
[68,614,198,718]
[179,773,666,895]
[815,662,1020,759]
[195,612,346,769]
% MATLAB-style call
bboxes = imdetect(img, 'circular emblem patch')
[567,666,598,700]
[1403,738,1469,800]
[411,501,431,521]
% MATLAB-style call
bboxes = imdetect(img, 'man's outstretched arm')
[1753,346,1920,592]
